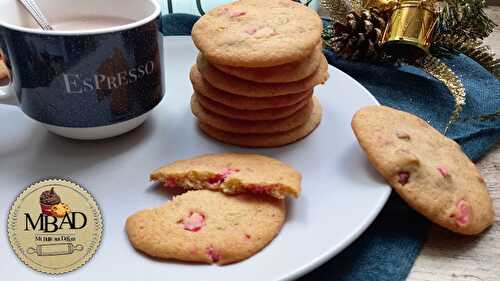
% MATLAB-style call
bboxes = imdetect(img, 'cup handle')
[0,50,17,105]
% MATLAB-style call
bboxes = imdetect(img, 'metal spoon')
[17,0,53,30]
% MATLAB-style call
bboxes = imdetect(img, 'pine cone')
[327,8,389,61]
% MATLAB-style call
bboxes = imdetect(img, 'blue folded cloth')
[161,14,500,281]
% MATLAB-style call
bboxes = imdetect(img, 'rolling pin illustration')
[27,243,84,256]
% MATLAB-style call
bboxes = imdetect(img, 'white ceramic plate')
[0,36,390,280]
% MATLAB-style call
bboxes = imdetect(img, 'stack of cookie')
[190,0,327,147]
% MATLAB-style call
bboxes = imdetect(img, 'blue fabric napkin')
[161,14,500,281]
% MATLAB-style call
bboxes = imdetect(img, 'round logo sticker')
[7,179,103,274]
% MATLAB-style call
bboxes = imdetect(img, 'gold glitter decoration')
[461,110,500,122]
[434,34,500,79]
[352,0,364,11]
[477,110,500,122]
[363,0,397,11]
[321,0,364,24]
[419,55,466,134]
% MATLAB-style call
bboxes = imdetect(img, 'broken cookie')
[126,190,285,264]
[150,153,301,199]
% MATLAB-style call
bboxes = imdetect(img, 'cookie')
[196,92,310,121]
[191,94,314,134]
[0,53,9,86]
[198,97,322,147]
[195,54,328,97]
[191,0,323,67]
[150,153,301,199]
[126,190,285,264]
[191,65,313,110]
[351,105,495,235]
[209,43,323,83]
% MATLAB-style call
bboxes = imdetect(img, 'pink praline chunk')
[183,212,205,232]
[455,200,470,227]
[398,172,410,185]
[164,178,177,188]
[206,246,220,263]
[230,10,246,17]
[437,165,449,177]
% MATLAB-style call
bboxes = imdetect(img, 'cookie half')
[198,97,322,147]
[150,153,301,198]
[210,43,323,83]
[191,0,323,67]
[195,54,328,97]
[191,94,314,134]
[190,66,313,110]
[352,105,495,235]
[196,92,310,121]
[126,190,285,264]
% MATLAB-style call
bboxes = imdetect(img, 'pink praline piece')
[182,212,205,232]
[164,178,177,188]
[208,168,240,185]
[245,26,257,35]
[455,200,470,227]
[206,246,220,263]
[230,10,246,17]
[248,184,269,194]
[398,172,410,185]
[437,165,449,177]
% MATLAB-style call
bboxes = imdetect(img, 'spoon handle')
[18,0,53,30]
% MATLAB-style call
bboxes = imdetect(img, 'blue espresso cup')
[0,0,164,139]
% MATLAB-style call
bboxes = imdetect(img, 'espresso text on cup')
[63,61,155,94]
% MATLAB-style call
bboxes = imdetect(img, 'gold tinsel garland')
[461,109,500,122]
[320,0,482,133]
[477,110,500,122]
[434,34,500,79]
[418,55,466,133]
[321,0,364,24]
